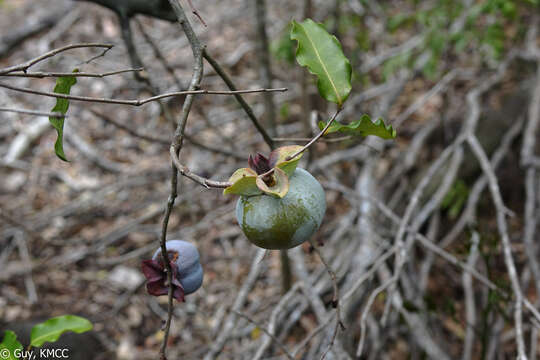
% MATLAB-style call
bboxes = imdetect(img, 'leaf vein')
[301,26,342,105]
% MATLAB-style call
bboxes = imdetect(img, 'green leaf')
[441,180,469,219]
[223,168,262,196]
[30,315,92,348]
[291,19,352,106]
[318,114,396,139]
[256,167,289,198]
[0,331,22,360]
[269,145,303,177]
[49,71,78,161]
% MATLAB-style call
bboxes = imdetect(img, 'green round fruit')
[236,168,326,249]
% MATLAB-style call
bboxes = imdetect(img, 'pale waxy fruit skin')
[152,240,203,294]
[236,168,326,249]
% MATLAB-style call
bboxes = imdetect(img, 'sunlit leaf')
[319,114,396,139]
[49,70,78,161]
[223,168,262,196]
[30,315,92,348]
[291,19,352,106]
[269,145,303,177]
[0,331,22,360]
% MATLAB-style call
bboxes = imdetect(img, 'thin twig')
[522,58,540,309]
[521,22,540,167]
[232,310,294,360]
[0,43,113,75]
[159,1,205,358]
[186,0,207,27]
[14,231,38,304]
[392,69,462,127]
[467,134,527,360]
[205,249,266,360]
[377,136,465,329]
[273,135,352,143]
[254,283,302,359]
[462,232,479,360]
[0,81,286,106]
[90,109,244,159]
[255,0,277,137]
[357,275,393,357]
[285,108,341,161]
[135,18,184,90]
[203,50,275,149]
[3,68,143,78]
[308,239,344,360]
[0,107,66,118]
[0,7,73,58]
[170,146,232,189]
[326,180,540,326]
[158,162,177,360]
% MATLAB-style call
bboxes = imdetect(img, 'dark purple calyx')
[249,152,276,174]
[141,250,184,302]
[248,152,278,186]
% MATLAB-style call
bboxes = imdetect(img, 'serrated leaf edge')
[319,115,397,139]
[292,20,343,105]
[291,19,352,106]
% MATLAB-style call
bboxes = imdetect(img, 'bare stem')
[232,310,294,360]
[3,68,143,78]
[158,1,205,358]
[0,107,66,117]
[273,135,352,143]
[0,81,286,106]
[158,166,177,360]
[285,108,341,161]
[255,0,277,137]
[170,147,233,189]
[308,239,344,360]
[90,109,244,159]
[0,43,113,75]
[203,50,275,149]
